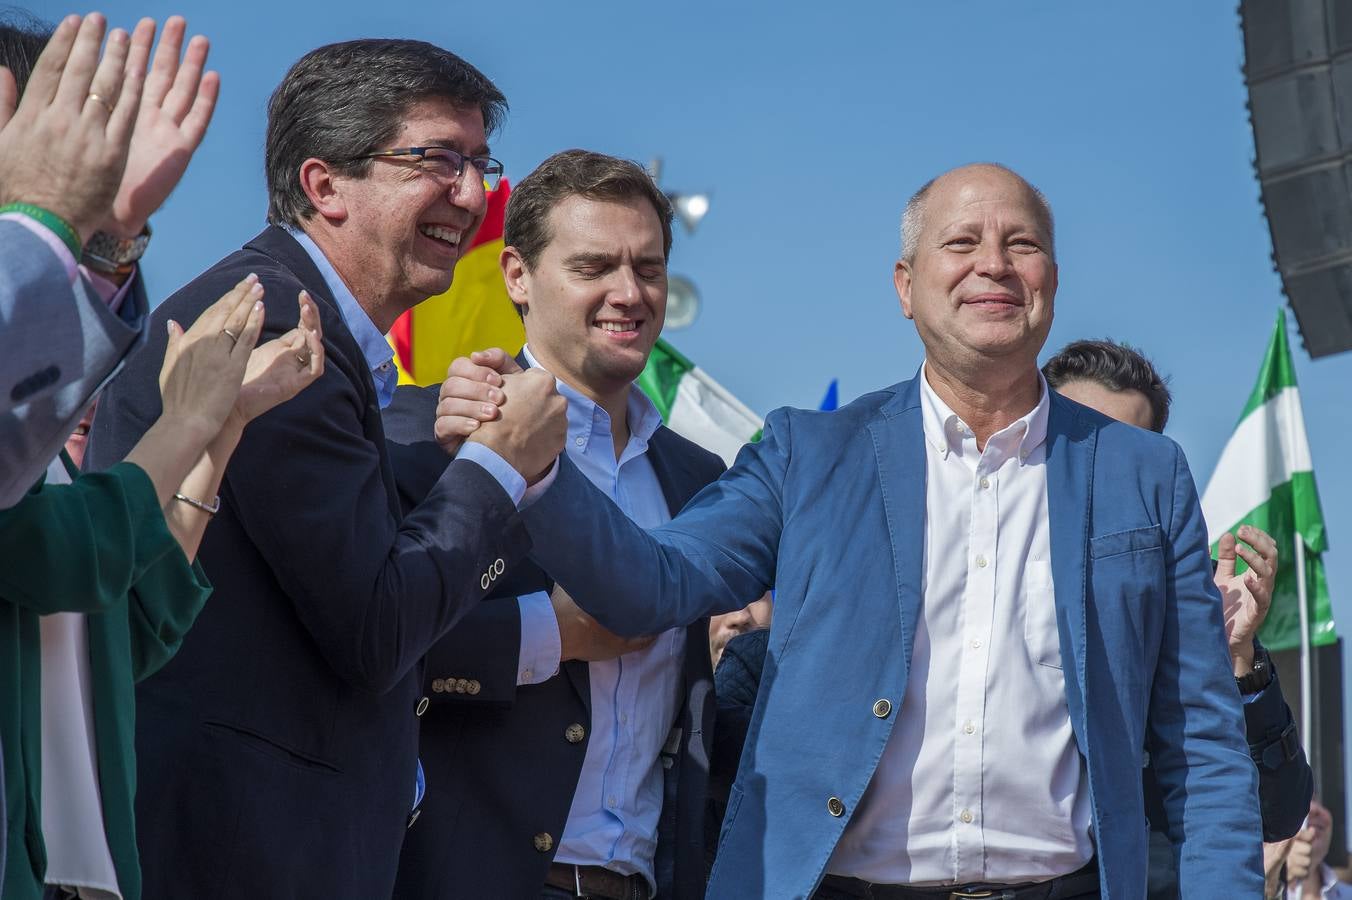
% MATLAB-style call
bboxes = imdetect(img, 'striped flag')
[636,338,763,466]
[389,181,525,384]
[1200,310,1334,651]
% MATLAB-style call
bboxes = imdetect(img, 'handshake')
[434,348,567,485]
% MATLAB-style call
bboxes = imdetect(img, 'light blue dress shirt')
[286,228,398,409]
[503,346,684,890]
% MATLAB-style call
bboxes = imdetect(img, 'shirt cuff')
[1,212,78,283]
[517,590,562,686]
[520,457,559,508]
[82,265,136,312]
[455,442,527,506]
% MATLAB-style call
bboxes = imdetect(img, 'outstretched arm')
[522,408,789,636]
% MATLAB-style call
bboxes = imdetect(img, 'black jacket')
[86,226,532,900]
[382,377,725,900]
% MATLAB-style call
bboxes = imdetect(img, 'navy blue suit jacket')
[381,379,724,900]
[520,374,1263,898]
[85,227,533,900]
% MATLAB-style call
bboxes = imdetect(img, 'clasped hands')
[434,348,566,486]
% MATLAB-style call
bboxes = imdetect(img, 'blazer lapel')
[866,377,927,671]
[1044,392,1095,751]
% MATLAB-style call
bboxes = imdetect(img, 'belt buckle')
[950,892,996,900]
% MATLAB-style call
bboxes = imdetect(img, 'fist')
[465,368,566,483]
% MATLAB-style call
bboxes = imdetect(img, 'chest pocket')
[1023,560,1062,669]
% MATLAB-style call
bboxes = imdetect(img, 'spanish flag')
[389,181,525,384]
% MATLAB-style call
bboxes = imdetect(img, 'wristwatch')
[83,223,151,274]
[1236,643,1274,695]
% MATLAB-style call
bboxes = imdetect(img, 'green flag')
[637,338,763,465]
[1200,310,1333,651]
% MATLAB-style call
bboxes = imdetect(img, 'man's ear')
[501,245,530,315]
[894,260,914,319]
[299,158,347,222]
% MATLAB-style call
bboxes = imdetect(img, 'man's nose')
[973,241,1012,279]
[608,268,642,306]
[447,170,488,216]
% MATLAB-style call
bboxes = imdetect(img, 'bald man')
[444,163,1262,897]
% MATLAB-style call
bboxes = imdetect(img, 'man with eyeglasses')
[86,39,567,899]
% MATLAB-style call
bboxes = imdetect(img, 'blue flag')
[819,379,839,411]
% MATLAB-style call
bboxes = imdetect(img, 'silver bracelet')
[173,491,221,516]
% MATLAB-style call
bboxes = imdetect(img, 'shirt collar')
[286,226,397,408]
[918,361,1050,465]
[522,344,663,457]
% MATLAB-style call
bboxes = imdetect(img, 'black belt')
[544,863,649,900]
[817,860,1099,900]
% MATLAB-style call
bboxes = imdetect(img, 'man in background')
[387,149,724,900]
[1043,338,1311,898]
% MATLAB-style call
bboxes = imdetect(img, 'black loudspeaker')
[1271,638,1346,864]
[1240,0,1352,358]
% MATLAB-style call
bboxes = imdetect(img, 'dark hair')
[1042,339,1172,432]
[503,150,673,318]
[265,39,507,227]
[0,9,53,96]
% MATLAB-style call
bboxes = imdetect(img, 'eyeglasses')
[353,146,504,190]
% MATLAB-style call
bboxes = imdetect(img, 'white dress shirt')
[827,365,1092,885]
[516,346,685,892]
[39,457,122,900]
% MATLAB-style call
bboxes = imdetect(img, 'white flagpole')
[1295,531,1312,756]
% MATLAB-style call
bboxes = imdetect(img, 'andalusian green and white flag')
[638,339,763,466]
[1200,310,1334,651]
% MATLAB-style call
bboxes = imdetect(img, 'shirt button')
[979,477,990,490]
[608,796,618,808]
[963,721,976,735]
[521,669,533,681]
[620,713,628,724]
[960,809,974,824]
[574,436,585,446]
[970,639,982,650]
[975,555,988,569]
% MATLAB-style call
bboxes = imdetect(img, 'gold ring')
[222,328,240,344]
[86,92,114,114]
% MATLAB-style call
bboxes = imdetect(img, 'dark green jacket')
[0,455,210,900]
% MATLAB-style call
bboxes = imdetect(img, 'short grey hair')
[899,163,1055,263]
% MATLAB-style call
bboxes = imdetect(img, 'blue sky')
[38,0,1352,799]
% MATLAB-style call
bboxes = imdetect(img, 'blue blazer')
[522,374,1263,899]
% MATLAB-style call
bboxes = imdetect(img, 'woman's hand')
[229,289,325,427]
[157,274,264,445]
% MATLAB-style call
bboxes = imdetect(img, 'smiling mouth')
[596,320,640,334]
[418,224,462,248]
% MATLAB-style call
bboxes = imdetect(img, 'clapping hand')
[1215,525,1278,676]
[101,16,218,239]
[0,14,151,240]
[231,290,325,426]
[157,275,265,445]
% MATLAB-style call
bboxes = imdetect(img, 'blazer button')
[565,723,586,744]
[533,832,554,853]
[827,796,845,817]
[415,696,429,717]
[467,680,481,695]
[493,558,505,576]
[480,573,491,590]
[432,679,446,694]
[457,679,470,693]
[872,698,892,718]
